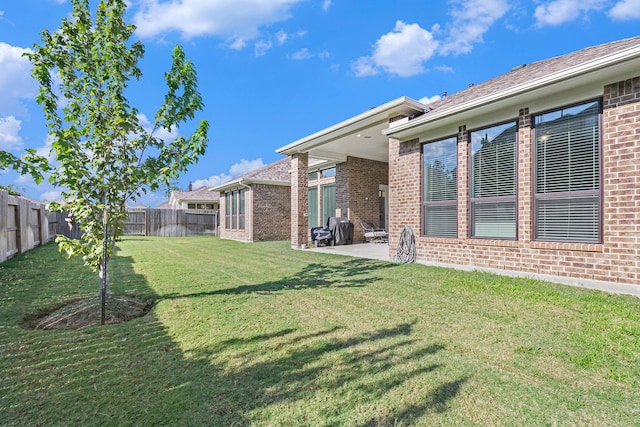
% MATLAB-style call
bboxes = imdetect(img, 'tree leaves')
[25,0,209,278]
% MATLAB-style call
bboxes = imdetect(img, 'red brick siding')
[252,184,291,241]
[290,153,309,247]
[388,76,640,286]
[337,157,388,242]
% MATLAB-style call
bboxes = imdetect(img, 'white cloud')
[137,113,179,142]
[229,158,265,175]
[418,95,442,105]
[40,190,63,203]
[352,21,439,77]
[609,0,640,20]
[322,0,331,12]
[0,116,23,151]
[254,39,273,57]
[192,157,265,188]
[276,30,289,45]
[0,42,37,116]
[133,0,302,48]
[435,65,455,73]
[253,30,304,57]
[534,0,607,26]
[292,48,313,60]
[191,173,233,189]
[440,0,509,54]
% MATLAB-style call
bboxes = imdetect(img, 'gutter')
[384,43,640,138]
[209,178,290,193]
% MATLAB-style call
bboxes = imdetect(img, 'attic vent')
[511,63,527,71]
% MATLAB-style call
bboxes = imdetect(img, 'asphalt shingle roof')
[424,35,640,114]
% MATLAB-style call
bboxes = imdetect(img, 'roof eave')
[276,96,427,155]
[384,45,640,140]
[210,178,290,192]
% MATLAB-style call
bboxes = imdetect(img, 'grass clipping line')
[25,296,154,330]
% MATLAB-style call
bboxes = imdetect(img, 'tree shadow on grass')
[162,257,397,300]
[0,245,466,426]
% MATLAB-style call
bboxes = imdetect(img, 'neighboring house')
[277,36,640,286]
[211,157,291,242]
[168,185,220,210]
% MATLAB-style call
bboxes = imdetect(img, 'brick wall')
[252,184,291,241]
[290,153,309,248]
[388,76,640,286]
[337,157,388,242]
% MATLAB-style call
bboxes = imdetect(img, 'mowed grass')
[1,237,639,426]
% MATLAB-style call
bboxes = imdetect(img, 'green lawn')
[1,237,639,426]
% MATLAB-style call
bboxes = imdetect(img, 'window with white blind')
[534,100,601,242]
[470,122,517,239]
[423,136,458,238]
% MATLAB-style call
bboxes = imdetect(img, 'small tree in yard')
[26,0,209,324]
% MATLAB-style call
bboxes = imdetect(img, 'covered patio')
[305,242,391,261]
[276,97,427,250]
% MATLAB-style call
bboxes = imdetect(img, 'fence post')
[39,204,48,246]
[16,196,26,255]
[0,190,7,263]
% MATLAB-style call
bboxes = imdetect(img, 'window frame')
[422,135,459,238]
[225,192,231,229]
[532,98,603,243]
[468,120,518,240]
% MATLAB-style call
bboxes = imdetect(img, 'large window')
[225,193,231,229]
[226,189,246,230]
[470,122,517,239]
[534,100,601,242]
[321,184,336,227]
[308,187,318,228]
[423,136,458,237]
[231,191,238,229]
[239,190,245,230]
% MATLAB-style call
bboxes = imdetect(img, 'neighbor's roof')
[172,186,220,202]
[385,35,640,140]
[210,157,291,192]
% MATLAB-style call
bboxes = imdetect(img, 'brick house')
[278,36,640,286]
[211,157,291,242]
[168,185,220,210]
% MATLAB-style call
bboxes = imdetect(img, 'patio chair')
[361,222,388,243]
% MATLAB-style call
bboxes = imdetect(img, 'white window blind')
[470,122,517,239]
[423,137,458,238]
[535,101,600,242]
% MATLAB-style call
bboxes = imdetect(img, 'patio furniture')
[328,217,354,245]
[311,226,333,247]
[361,222,388,243]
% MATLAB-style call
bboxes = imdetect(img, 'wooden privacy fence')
[47,208,219,239]
[122,208,218,237]
[0,189,55,263]
[1,195,218,265]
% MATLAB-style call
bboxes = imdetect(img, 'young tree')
[26,0,209,324]
[0,150,49,184]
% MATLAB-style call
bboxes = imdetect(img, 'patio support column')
[290,152,309,249]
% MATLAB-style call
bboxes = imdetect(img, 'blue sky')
[1,0,639,205]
